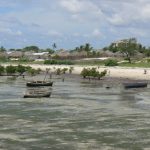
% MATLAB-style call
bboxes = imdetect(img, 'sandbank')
[27,64,150,81]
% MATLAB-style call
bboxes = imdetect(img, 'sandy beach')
[26,64,150,81]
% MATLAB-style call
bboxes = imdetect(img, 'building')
[112,38,137,47]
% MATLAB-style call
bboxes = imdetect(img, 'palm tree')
[0,46,6,52]
[52,43,57,50]
[84,43,93,52]
[79,45,84,51]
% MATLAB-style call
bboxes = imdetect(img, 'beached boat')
[24,90,51,98]
[26,81,53,87]
[123,82,148,89]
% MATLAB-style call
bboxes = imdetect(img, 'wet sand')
[27,64,150,81]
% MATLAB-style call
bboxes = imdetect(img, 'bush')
[105,59,118,66]
[0,65,5,75]
[98,70,107,79]
[80,68,107,79]
[62,68,68,74]
[18,57,29,62]
[147,59,150,63]
[27,68,37,76]
[56,68,62,75]
[80,68,90,78]
[6,65,17,75]
[16,65,26,75]
[44,59,74,65]
[69,67,74,74]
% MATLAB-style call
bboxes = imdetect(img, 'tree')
[84,43,93,52]
[0,65,5,75]
[46,48,54,54]
[62,68,68,74]
[23,46,39,52]
[6,66,16,75]
[79,45,84,51]
[118,39,138,63]
[69,67,74,74]
[74,43,93,52]
[108,43,118,53]
[16,65,26,75]
[144,47,150,57]
[52,43,57,50]
[0,46,6,52]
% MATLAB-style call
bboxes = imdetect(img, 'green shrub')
[27,68,37,76]
[80,68,107,79]
[18,57,29,62]
[16,65,26,75]
[62,68,68,74]
[80,68,90,78]
[6,65,16,75]
[0,57,8,62]
[98,70,107,79]
[69,67,74,74]
[56,68,62,75]
[105,59,118,66]
[147,59,150,63]
[0,65,5,75]
[44,59,74,65]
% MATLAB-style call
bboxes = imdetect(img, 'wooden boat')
[24,90,51,98]
[26,81,53,87]
[123,82,148,89]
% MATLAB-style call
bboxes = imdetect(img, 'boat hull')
[123,82,147,89]
[24,92,51,98]
[26,81,53,87]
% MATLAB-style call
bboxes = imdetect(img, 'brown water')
[0,76,150,150]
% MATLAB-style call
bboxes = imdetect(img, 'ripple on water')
[0,77,150,149]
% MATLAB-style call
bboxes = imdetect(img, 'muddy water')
[0,76,150,150]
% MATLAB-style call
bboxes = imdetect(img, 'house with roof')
[24,52,49,61]
[7,51,24,60]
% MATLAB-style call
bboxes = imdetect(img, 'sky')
[0,0,150,50]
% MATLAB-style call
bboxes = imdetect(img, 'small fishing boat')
[24,90,51,98]
[26,81,53,87]
[123,82,148,89]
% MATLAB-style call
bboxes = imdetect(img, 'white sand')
[27,64,150,80]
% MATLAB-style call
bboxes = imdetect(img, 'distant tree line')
[0,65,41,76]
[103,38,150,63]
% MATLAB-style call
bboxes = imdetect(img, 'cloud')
[0,27,22,36]
[60,0,100,13]
[47,30,62,38]
[92,29,102,38]
[60,0,104,22]
[0,0,150,48]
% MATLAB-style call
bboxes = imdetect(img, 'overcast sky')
[0,0,150,49]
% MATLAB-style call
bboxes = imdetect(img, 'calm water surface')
[0,76,150,150]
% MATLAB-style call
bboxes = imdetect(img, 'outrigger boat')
[24,89,51,98]
[26,81,53,87]
[123,82,148,89]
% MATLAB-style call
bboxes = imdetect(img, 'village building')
[24,52,49,61]
[7,51,24,60]
[112,38,137,47]
[51,49,70,59]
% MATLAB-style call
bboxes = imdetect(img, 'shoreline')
[28,64,150,81]
[2,63,150,81]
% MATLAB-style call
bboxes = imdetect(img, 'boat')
[24,90,51,98]
[123,82,148,89]
[26,81,53,87]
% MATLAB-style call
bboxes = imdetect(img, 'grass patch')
[119,62,150,68]
[75,60,105,66]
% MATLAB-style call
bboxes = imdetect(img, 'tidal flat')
[0,74,150,150]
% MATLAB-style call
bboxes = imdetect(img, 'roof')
[33,52,49,56]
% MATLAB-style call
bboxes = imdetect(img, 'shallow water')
[0,76,150,150]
